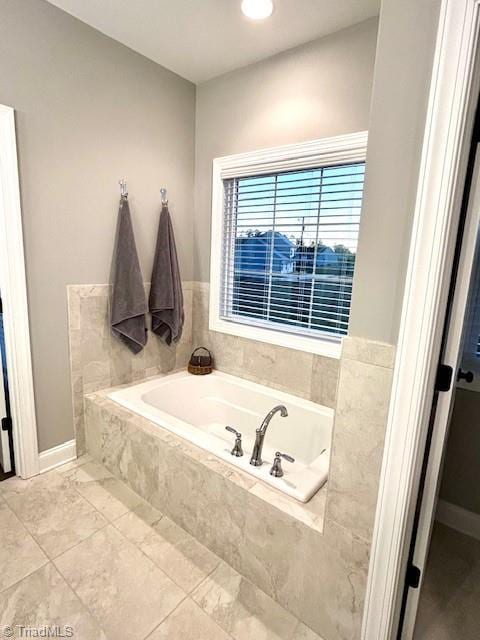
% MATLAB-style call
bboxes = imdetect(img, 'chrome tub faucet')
[250,405,288,467]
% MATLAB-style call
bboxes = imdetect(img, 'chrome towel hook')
[119,179,128,198]
[160,187,168,205]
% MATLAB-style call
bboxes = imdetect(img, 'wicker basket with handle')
[188,346,213,375]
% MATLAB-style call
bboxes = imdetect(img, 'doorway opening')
[399,98,480,638]
[0,294,15,479]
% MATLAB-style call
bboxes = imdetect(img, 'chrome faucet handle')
[225,426,243,457]
[270,451,295,478]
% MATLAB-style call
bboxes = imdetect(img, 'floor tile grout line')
[108,509,196,596]
[47,517,111,563]
[4,473,211,632]
[69,462,225,595]
[142,594,236,640]
[8,471,113,561]
[2,479,112,564]
[140,593,190,640]
[110,508,164,529]
[0,490,54,561]
[54,462,90,478]
[0,558,50,597]
[189,561,222,599]
[51,514,188,640]
[51,552,110,639]
[62,460,149,527]
[67,478,136,525]
[189,597,237,640]
[108,504,226,597]
[191,557,309,634]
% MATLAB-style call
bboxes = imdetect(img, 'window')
[210,132,368,358]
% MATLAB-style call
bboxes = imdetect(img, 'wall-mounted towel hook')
[160,187,168,205]
[119,179,128,198]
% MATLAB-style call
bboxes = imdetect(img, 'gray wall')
[194,18,379,282]
[440,388,480,515]
[0,0,196,452]
[349,0,442,344]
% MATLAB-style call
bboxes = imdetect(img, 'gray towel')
[149,204,184,344]
[110,197,147,354]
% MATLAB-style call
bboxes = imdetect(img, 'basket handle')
[191,346,211,358]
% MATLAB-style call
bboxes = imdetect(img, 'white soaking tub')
[108,370,333,502]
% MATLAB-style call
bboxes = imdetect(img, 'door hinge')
[406,563,421,589]
[435,364,453,392]
[1,416,12,432]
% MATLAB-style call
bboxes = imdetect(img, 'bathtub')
[108,370,333,502]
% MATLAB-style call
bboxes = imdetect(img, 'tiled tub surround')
[108,370,333,502]
[67,283,194,455]
[84,336,395,640]
[67,280,338,458]
[192,282,340,409]
[0,457,326,640]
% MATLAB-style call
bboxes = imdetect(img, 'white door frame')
[362,0,480,638]
[0,104,39,478]
[400,146,480,637]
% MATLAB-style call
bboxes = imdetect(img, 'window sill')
[209,315,342,359]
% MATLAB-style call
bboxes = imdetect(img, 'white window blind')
[220,162,365,340]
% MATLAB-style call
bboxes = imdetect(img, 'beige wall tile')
[326,348,394,542]
[242,341,314,399]
[67,282,194,454]
[66,287,81,332]
[342,336,396,368]
[310,356,340,409]
[191,283,339,406]
[79,295,110,368]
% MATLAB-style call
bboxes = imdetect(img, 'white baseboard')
[436,499,480,541]
[38,439,77,474]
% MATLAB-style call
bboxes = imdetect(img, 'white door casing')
[0,104,39,478]
[401,146,480,638]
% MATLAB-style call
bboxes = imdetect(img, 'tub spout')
[250,405,288,467]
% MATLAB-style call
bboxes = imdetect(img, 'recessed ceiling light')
[241,0,274,20]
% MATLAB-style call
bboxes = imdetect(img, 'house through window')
[220,162,365,339]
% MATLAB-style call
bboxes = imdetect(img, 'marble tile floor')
[413,522,480,639]
[0,456,324,640]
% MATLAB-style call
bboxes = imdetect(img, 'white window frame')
[209,131,368,359]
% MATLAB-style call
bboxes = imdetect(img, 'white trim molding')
[436,499,480,541]
[39,439,77,474]
[209,131,368,359]
[362,1,480,638]
[0,104,39,478]
[216,131,368,179]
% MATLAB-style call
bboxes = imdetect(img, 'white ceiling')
[46,0,380,84]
